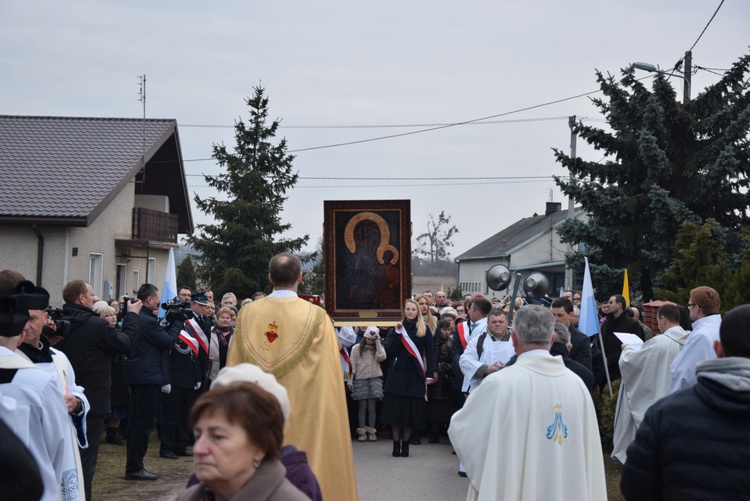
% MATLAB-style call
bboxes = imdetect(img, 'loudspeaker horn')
[523,272,549,298]
[486,264,512,291]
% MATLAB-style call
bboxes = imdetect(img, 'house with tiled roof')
[0,115,193,305]
[454,202,585,300]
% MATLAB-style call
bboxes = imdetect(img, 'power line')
[299,175,553,180]
[180,116,571,129]
[185,174,554,180]
[179,115,607,130]
[177,114,605,164]
[186,178,556,189]
[286,89,604,153]
[688,0,725,53]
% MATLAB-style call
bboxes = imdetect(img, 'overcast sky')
[2,0,747,258]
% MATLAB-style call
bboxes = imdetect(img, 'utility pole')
[683,50,692,102]
[564,115,577,291]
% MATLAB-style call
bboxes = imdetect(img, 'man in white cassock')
[612,303,688,463]
[0,296,80,501]
[459,309,515,393]
[449,305,606,501]
[13,281,89,500]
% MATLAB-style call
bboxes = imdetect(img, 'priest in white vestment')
[0,297,80,501]
[13,281,88,500]
[612,303,688,463]
[449,305,606,501]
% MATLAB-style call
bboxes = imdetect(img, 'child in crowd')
[348,326,386,441]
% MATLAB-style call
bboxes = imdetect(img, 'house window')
[133,270,140,293]
[147,258,156,285]
[117,264,127,299]
[89,254,103,298]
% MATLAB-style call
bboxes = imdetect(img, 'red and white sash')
[185,318,209,353]
[399,328,425,380]
[340,347,351,374]
[457,321,469,349]
[179,330,200,355]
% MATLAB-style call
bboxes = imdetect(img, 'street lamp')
[633,51,692,103]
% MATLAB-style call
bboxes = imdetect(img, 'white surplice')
[459,330,515,393]
[612,326,689,463]
[449,354,606,501]
[17,345,88,500]
[670,314,721,393]
[0,347,81,501]
[459,317,488,392]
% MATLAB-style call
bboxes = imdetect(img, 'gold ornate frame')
[324,200,411,325]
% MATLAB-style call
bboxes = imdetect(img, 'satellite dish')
[523,272,549,298]
[486,264,512,291]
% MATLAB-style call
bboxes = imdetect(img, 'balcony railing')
[132,207,179,243]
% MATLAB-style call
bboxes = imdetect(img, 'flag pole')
[596,318,613,398]
[580,257,613,397]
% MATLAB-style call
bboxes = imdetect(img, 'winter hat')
[211,363,291,422]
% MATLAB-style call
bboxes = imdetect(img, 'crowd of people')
[1,254,749,500]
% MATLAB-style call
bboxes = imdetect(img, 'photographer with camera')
[58,279,142,501]
[123,283,184,481]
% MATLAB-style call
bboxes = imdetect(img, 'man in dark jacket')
[159,327,200,459]
[600,294,642,382]
[123,283,182,480]
[550,297,593,370]
[59,279,141,501]
[621,303,750,500]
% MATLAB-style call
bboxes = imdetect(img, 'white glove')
[161,384,171,394]
[194,382,202,390]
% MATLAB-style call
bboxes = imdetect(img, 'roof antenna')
[138,74,146,185]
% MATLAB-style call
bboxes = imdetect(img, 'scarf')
[215,325,232,348]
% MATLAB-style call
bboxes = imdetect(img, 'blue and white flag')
[578,257,600,338]
[158,248,178,320]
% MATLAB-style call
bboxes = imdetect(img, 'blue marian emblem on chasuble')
[546,403,568,445]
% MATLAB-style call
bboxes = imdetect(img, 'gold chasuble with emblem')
[228,295,358,500]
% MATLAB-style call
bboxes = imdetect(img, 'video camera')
[161,298,195,324]
[45,307,71,338]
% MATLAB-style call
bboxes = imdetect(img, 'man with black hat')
[14,280,89,500]
[0,296,80,501]
[58,279,142,500]
[189,291,213,390]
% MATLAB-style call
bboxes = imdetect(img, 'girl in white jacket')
[348,326,387,441]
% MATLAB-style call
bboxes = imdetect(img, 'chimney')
[545,202,562,216]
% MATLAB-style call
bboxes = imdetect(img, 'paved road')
[353,438,470,500]
[93,434,470,500]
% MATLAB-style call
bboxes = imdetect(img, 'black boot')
[392,440,401,457]
[105,427,124,446]
[400,441,410,457]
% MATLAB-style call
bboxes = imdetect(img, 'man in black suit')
[551,297,593,370]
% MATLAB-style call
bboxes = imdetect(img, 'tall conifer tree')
[188,86,308,298]
[554,53,750,300]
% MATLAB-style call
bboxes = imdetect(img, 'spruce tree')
[187,86,308,298]
[554,53,750,300]
[653,220,731,305]
[176,254,198,291]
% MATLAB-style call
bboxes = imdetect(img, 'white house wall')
[457,258,511,299]
[511,229,568,268]
[0,181,171,306]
